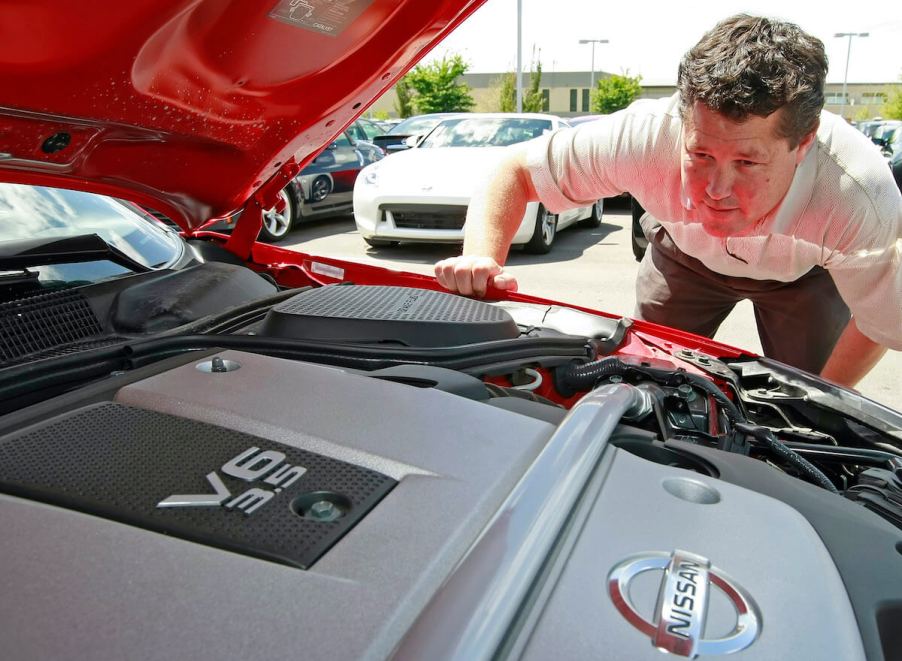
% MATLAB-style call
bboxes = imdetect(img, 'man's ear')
[795,121,819,165]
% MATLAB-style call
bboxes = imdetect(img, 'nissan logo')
[608,549,761,658]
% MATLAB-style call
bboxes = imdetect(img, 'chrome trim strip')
[392,384,646,660]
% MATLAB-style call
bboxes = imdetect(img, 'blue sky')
[424,0,902,85]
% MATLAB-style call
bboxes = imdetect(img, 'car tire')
[363,237,399,248]
[259,183,301,243]
[579,198,604,228]
[309,175,333,203]
[524,204,557,254]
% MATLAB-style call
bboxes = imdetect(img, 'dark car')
[886,126,902,191]
[370,113,463,152]
[346,117,387,143]
[0,4,900,661]
[225,122,384,242]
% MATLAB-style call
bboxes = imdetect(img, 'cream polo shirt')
[526,94,902,350]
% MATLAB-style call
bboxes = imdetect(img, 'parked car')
[857,118,887,139]
[1,4,901,661]
[871,121,901,152]
[346,117,386,143]
[369,113,463,152]
[221,121,384,242]
[354,113,604,252]
[887,127,902,191]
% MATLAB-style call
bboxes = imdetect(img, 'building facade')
[366,70,897,121]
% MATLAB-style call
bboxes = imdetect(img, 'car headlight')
[362,164,380,186]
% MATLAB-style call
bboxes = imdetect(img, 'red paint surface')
[0,0,487,229]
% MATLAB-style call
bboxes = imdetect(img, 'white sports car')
[353,113,604,253]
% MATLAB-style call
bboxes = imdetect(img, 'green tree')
[498,72,517,112]
[394,78,414,119]
[497,61,544,112]
[404,54,475,114]
[591,72,642,114]
[522,61,544,112]
[883,84,902,120]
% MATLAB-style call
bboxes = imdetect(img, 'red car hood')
[0,0,485,231]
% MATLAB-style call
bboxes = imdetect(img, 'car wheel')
[258,183,301,243]
[524,204,557,254]
[579,198,604,228]
[309,175,333,202]
[363,237,399,248]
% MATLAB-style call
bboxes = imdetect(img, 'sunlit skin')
[681,102,817,238]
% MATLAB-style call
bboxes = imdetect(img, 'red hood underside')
[0,0,486,229]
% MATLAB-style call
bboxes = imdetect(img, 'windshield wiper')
[0,234,151,273]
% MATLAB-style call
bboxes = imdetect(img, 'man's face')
[681,102,816,237]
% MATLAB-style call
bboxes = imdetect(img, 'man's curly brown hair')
[678,15,828,148]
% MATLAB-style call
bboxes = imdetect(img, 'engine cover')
[260,285,520,346]
[0,403,395,569]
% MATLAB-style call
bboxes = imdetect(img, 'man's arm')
[434,145,537,296]
[819,318,888,387]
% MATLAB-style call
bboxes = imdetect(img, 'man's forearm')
[819,318,888,387]
[463,146,537,262]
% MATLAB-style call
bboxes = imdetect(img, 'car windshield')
[0,183,183,288]
[387,115,448,136]
[356,119,383,140]
[418,117,554,149]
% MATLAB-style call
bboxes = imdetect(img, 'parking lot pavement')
[284,201,901,409]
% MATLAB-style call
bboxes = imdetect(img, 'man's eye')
[738,160,759,167]
[689,152,710,160]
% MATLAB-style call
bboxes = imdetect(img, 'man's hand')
[434,256,519,297]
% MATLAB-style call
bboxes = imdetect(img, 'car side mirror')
[404,135,422,148]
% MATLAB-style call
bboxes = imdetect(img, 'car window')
[355,119,383,140]
[333,132,353,147]
[387,115,446,136]
[418,117,553,148]
[0,183,184,288]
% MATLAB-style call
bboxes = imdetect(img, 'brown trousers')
[634,216,850,374]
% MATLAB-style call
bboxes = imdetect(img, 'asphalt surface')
[283,198,901,410]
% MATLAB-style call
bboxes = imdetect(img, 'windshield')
[418,117,554,149]
[387,115,449,136]
[0,183,184,288]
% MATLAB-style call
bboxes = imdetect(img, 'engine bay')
[1,267,901,659]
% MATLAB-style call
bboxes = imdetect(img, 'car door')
[302,131,362,209]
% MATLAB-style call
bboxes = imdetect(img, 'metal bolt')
[677,384,697,402]
[608,374,623,384]
[308,500,342,522]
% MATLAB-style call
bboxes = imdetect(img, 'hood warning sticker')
[269,0,372,37]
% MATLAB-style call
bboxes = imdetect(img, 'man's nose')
[705,166,734,200]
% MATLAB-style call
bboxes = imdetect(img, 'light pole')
[578,38,609,96]
[834,32,868,121]
[516,0,522,112]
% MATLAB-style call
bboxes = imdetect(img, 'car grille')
[383,204,467,230]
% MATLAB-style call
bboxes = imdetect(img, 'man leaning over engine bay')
[434,14,902,388]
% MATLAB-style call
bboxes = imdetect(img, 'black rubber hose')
[735,423,840,494]
[558,357,743,421]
